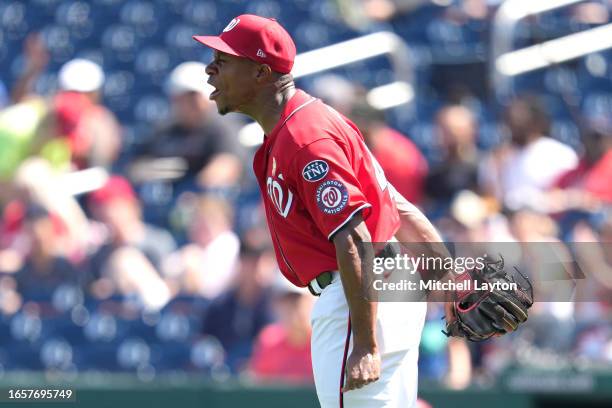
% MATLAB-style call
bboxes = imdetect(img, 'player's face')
[205,51,258,115]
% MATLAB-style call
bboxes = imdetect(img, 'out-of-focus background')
[0,0,611,407]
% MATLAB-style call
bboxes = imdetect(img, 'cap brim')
[192,35,242,57]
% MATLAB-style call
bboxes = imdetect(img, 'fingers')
[342,372,380,392]
[342,359,381,392]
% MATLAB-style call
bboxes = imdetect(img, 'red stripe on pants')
[339,316,351,408]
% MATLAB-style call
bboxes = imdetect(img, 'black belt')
[307,242,397,296]
[307,271,335,296]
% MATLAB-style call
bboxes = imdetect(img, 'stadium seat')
[101,24,139,64]
[150,341,191,371]
[40,338,74,371]
[581,92,612,116]
[51,284,85,313]
[33,72,60,96]
[245,0,282,20]
[4,342,45,370]
[156,312,193,343]
[164,23,203,61]
[190,336,226,370]
[55,1,94,41]
[544,67,579,96]
[182,0,219,26]
[117,337,151,370]
[103,69,137,118]
[92,0,123,7]
[0,1,28,41]
[551,119,581,150]
[83,312,119,343]
[40,24,75,63]
[73,340,122,371]
[120,1,159,39]
[134,47,171,85]
[293,21,330,50]
[10,310,43,343]
[133,93,170,124]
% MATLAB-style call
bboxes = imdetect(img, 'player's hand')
[444,293,456,326]
[342,346,381,392]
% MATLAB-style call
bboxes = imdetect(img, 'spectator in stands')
[349,99,428,204]
[7,35,121,171]
[309,74,358,116]
[418,303,472,389]
[249,279,314,384]
[163,195,240,299]
[87,176,176,290]
[550,113,612,211]
[573,217,612,320]
[99,245,172,311]
[571,216,612,363]
[10,33,49,104]
[201,243,276,373]
[508,209,576,352]
[51,58,122,169]
[0,275,21,315]
[1,34,55,184]
[134,62,244,190]
[336,0,428,27]
[2,158,91,260]
[425,104,480,204]
[13,205,79,298]
[479,95,578,211]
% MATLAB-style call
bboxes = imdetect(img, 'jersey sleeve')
[291,138,372,240]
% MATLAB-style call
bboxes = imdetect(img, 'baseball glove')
[443,256,534,342]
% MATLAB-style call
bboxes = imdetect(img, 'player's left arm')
[332,212,381,392]
[388,184,455,321]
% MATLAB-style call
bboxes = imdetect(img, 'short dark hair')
[506,94,550,135]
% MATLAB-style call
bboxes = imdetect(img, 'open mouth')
[210,88,221,100]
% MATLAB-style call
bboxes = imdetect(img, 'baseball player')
[193,14,532,407]
[192,14,433,407]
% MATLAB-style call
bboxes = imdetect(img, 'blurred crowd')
[0,0,611,390]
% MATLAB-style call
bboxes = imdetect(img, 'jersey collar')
[265,89,317,143]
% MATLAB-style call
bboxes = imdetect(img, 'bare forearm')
[11,69,39,104]
[334,217,377,348]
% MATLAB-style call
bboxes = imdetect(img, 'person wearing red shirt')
[194,15,446,407]
[250,285,314,384]
[349,100,428,205]
[553,116,612,206]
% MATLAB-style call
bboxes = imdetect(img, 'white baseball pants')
[310,273,427,408]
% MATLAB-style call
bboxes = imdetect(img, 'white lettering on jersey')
[266,175,293,218]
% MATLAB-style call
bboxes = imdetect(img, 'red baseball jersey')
[253,90,400,286]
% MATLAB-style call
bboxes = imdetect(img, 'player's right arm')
[332,213,381,392]
[288,138,382,391]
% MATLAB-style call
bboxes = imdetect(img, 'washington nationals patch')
[316,180,348,214]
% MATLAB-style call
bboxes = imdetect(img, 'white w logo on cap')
[223,18,240,32]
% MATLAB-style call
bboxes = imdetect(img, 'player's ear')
[254,64,273,82]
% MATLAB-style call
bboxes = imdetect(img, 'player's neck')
[248,83,296,135]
